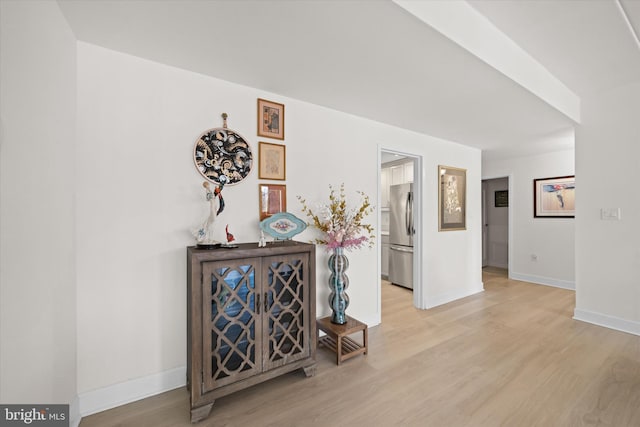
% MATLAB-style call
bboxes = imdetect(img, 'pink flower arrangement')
[297,183,375,251]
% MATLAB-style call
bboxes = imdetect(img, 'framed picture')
[259,184,287,220]
[438,165,466,231]
[259,142,286,180]
[495,190,509,207]
[534,175,575,218]
[257,98,284,140]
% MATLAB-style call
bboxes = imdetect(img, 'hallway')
[82,272,640,426]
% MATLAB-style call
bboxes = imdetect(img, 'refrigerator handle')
[409,193,416,236]
[407,192,414,235]
[390,245,413,253]
[405,192,411,236]
[411,193,415,235]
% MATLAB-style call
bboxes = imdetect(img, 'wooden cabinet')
[404,161,414,183]
[187,241,317,422]
[390,164,405,185]
[383,159,415,189]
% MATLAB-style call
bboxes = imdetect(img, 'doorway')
[379,149,422,314]
[482,177,509,273]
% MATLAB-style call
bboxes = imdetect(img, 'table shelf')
[316,315,368,365]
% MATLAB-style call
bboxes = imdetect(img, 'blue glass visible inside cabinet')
[210,263,256,379]
[266,258,306,363]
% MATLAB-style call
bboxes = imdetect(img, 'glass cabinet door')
[262,253,310,371]
[202,258,262,391]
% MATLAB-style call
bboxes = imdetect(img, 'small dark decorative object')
[194,113,253,185]
[220,224,238,248]
[495,190,508,207]
[225,225,235,243]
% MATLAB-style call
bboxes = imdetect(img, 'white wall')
[422,147,483,308]
[483,147,575,289]
[75,42,482,412]
[0,0,78,414]
[574,82,640,335]
[484,177,509,269]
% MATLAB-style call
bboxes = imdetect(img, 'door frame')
[482,181,488,267]
[378,146,424,313]
[481,174,513,274]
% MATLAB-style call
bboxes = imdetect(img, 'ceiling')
[57,0,640,159]
[468,0,640,97]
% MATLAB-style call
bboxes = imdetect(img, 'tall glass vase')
[328,247,349,324]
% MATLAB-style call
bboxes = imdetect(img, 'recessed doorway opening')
[482,177,510,275]
[379,148,423,318]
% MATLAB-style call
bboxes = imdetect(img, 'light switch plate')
[601,208,621,220]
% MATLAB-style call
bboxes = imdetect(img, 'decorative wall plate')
[194,127,253,185]
[260,212,307,240]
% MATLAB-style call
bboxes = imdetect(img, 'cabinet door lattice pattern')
[264,254,310,369]
[203,259,261,391]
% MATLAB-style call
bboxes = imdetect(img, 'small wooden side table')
[317,315,368,365]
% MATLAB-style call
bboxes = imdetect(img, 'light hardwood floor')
[81,270,640,426]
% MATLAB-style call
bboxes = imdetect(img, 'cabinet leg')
[302,363,317,377]
[190,402,214,423]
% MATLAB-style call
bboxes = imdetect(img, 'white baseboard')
[573,308,640,336]
[510,272,575,290]
[69,395,81,427]
[487,262,508,269]
[78,366,186,417]
[359,313,381,328]
[426,284,484,309]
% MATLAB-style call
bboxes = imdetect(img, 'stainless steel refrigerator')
[388,183,414,289]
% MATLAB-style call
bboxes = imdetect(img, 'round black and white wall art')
[193,127,253,185]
